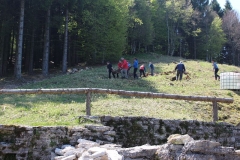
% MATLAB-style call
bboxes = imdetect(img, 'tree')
[42,7,51,77]
[151,0,168,54]
[224,0,232,11]
[80,0,129,63]
[165,0,193,56]
[128,0,154,54]
[15,0,25,79]
[196,5,217,61]
[191,0,209,11]
[222,10,240,65]
[62,8,69,73]
[206,17,226,61]
[210,0,223,17]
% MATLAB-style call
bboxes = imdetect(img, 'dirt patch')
[0,69,62,89]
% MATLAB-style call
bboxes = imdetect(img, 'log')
[0,88,233,103]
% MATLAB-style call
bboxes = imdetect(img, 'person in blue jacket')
[149,62,154,76]
[133,58,138,79]
[175,61,185,81]
[212,60,220,80]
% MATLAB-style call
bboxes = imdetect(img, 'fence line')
[0,88,234,122]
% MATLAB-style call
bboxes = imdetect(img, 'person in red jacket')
[116,60,122,78]
[121,57,128,79]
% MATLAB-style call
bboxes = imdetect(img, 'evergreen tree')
[205,17,226,61]
[224,0,232,12]
[210,0,223,17]
[80,0,129,63]
[222,10,240,65]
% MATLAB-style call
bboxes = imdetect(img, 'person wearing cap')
[175,61,185,81]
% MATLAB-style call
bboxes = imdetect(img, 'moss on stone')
[204,133,209,140]
[165,126,172,133]
[61,137,70,144]
[179,121,189,133]
[14,127,27,138]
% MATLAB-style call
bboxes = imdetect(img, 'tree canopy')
[0,0,239,78]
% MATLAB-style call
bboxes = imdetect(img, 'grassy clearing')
[0,53,240,126]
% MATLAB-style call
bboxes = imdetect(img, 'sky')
[217,0,240,14]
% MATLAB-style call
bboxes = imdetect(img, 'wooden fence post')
[86,91,91,116]
[212,99,218,122]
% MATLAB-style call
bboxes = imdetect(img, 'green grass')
[0,53,240,126]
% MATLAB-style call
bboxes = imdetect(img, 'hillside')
[0,53,239,126]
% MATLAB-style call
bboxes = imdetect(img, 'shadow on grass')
[0,94,87,110]
[233,90,240,96]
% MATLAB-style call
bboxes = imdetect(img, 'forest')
[0,0,239,79]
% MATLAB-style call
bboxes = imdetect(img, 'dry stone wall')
[101,116,240,148]
[0,116,240,159]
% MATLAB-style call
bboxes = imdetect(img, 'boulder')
[167,134,193,145]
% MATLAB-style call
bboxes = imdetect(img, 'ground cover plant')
[0,53,239,126]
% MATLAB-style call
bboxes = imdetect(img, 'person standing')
[116,60,122,78]
[121,57,128,79]
[106,61,115,79]
[175,61,185,81]
[139,64,146,77]
[133,58,138,79]
[212,60,220,80]
[127,61,132,76]
[149,62,154,76]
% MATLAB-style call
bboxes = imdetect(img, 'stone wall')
[0,116,240,159]
[100,116,240,148]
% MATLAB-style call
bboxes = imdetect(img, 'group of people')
[106,57,155,79]
[174,60,220,81]
[107,58,220,81]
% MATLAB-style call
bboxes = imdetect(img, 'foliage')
[79,0,129,63]
[222,10,240,65]
[206,17,226,60]
[0,0,240,78]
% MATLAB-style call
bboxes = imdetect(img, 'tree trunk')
[194,36,196,59]
[62,8,69,73]
[14,0,25,79]
[167,16,170,56]
[0,28,3,77]
[28,28,35,75]
[42,8,51,77]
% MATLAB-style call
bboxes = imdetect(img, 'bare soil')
[0,69,63,89]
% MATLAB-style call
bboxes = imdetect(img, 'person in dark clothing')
[212,60,220,80]
[175,61,185,81]
[133,58,138,79]
[106,61,115,79]
[149,62,154,76]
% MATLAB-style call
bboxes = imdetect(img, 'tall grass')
[0,53,239,126]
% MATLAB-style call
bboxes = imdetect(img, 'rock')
[77,139,100,149]
[53,134,240,160]
[167,134,194,145]
[106,150,123,160]
[88,147,107,158]
[118,144,160,159]
[61,154,76,160]
[55,148,64,156]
